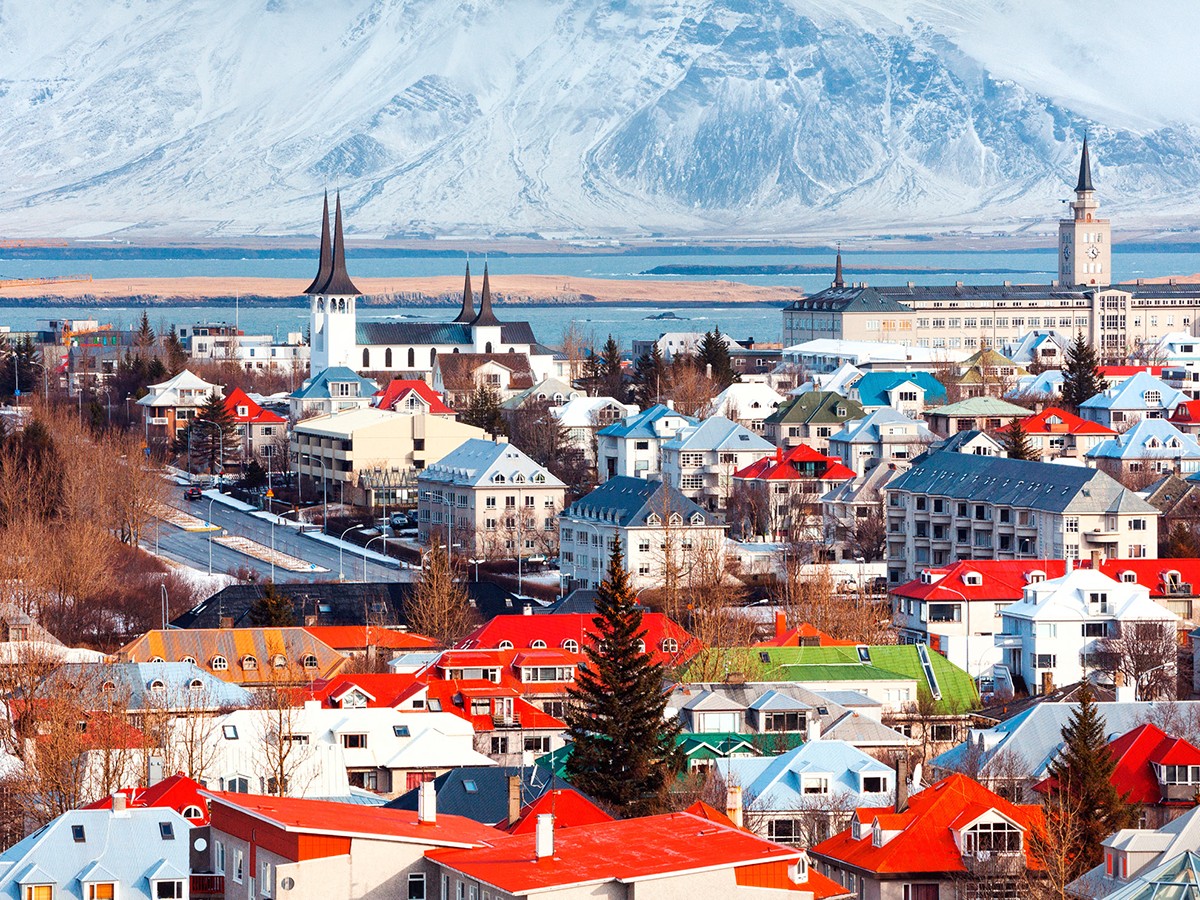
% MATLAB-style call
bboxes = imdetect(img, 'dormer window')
[513,473,526,484]
[963,572,983,587]
[962,820,1023,855]
[1146,390,1162,406]
[532,472,546,484]
[647,513,661,526]
[1026,570,1046,584]
[237,406,248,417]
[1121,571,1138,583]
[492,473,506,484]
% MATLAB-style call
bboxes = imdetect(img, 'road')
[150,485,413,585]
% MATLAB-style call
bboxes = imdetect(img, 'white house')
[708,382,786,434]
[549,396,638,462]
[660,416,775,513]
[559,476,726,591]
[996,568,1179,697]
[594,403,697,483]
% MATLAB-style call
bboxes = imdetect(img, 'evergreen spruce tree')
[462,385,507,437]
[631,343,668,408]
[1043,685,1138,879]
[599,335,626,401]
[1001,417,1035,461]
[164,325,188,372]
[697,328,736,388]
[134,311,157,354]
[180,390,239,474]
[565,542,684,816]
[248,582,295,627]
[1061,332,1107,411]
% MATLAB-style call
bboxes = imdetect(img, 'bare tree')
[1091,620,1178,700]
[405,535,478,647]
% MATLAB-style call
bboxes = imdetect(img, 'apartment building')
[661,416,775,512]
[595,403,697,483]
[884,452,1159,583]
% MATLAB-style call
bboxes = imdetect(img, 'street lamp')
[363,535,389,581]
[337,525,358,581]
[160,582,169,630]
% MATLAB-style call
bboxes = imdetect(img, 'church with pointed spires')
[304,192,547,380]
[783,138,1200,362]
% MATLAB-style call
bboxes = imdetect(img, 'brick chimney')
[895,755,909,813]
[725,786,743,828]
[1041,671,1055,696]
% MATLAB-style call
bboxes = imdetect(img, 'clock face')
[1087,245,1100,259]
[1063,246,1071,260]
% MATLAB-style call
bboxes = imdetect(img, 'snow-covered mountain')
[1,0,1199,239]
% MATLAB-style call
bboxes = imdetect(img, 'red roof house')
[994,406,1114,461]
[302,625,438,656]
[1169,399,1200,434]
[504,789,613,833]
[812,774,1044,896]
[223,386,286,458]
[428,811,850,899]
[375,379,456,416]
[85,772,211,824]
[1035,722,1200,823]
[758,612,857,648]
[457,613,699,668]
[733,444,856,484]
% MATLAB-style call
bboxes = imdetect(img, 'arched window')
[302,654,319,669]
[150,656,165,663]
[531,640,547,649]
[562,640,579,654]
[210,656,228,671]
[272,654,287,669]
[188,679,204,691]
[363,348,370,368]
[241,655,258,671]
[182,805,204,821]
[317,298,325,313]
[453,348,459,354]
[149,679,166,693]
[431,348,437,366]
[385,348,393,368]
[507,347,515,354]
[661,638,678,654]
[637,640,647,654]
[101,681,116,693]
[485,342,493,353]
[407,348,415,368]
[180,656,197,666]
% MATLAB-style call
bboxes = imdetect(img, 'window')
[862,775,886,793]
[302,654,319,669]
[234,848,245,883]
[393,725,411,737]
[222,725,239,740]
[211,655,228,671]
[87,886,115,900]
[661,638,678,654]
[930,724,955,742]
[156,886,184,900]
[1034,654,1057,669]
[1065,517,1079,534]
[72,824,86,842]
[1130,518,1147,531]
[341,733,368,749]
[159,821,175,840]
[903,886,939,900]
[530,640,547,649]
[562,639,579,653]
[1083,622,1107,637]
[802,775,829,795]
[261,860,274,896]
[25,888,53,900]
[768,819,801,843]
[408,874,426,900]
[524,736,551,754]
[764,712,805,732]
[182,805,204,821]
[963,820,1023,854]
[490,736,509,754]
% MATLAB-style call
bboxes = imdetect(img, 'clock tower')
[1058,136,1110,287]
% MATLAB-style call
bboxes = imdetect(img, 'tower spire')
[453,260,476,323]
[318,192,361,295]
[302,192,332,295]
[471,263,501,327]
[833,242,844,289]
[1076,135,1094,193]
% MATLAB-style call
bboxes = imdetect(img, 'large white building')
[303,192,550,380]
[996,568,1179,697]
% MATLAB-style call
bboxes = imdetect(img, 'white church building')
[303,193,553,382]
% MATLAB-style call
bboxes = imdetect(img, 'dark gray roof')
[784,286,911,314]
[171,581,529,629]
[317,193,361,296]
[565,476,717,528]
[471,264,501,328]
[355,321,535,347]
[1077,136,1094,193]
[453,263,475,324]
[384,766,579,825]
[303,192,332,296]
[887,451,1157,516]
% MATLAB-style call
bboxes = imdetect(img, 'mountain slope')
[0,0,1197,238]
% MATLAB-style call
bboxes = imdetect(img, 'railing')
[493,714,522,728]
[190,874,225,896]
[1160,783,1200,803]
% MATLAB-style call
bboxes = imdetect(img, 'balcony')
[1160,782,1200,803]
[1084,528,1119,544]
[493,714,523,729]
[190,875,224,898]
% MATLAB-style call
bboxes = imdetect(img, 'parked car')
[184,487,202,501]
[389,512,416,529]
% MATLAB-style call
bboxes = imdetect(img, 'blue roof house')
[1079,372,1186,430]
[595,403,697,483]
[289,366,379,419]
[1087,418,1200,478]
[851,371,946,416]
[716,739,896,845]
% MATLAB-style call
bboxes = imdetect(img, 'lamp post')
[207,496,218,575]
[160,582,168,630]
[270,515,278,583]
[337,524,358,582]
[363,535,388,581]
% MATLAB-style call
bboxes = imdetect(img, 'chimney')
[1041,671,1055,696]
[148,756,164,787]
[1090,549,1103,569]
[775,611,787,640]
[806,715,821,743]
[507,775,522,825]
[219,616,233,629]
[665,399,675,411]
[1064,557,1073,574]
[895,755,909,813]
[535,814,555,859]
[1114,670,1136,703]
[112,792,128,815]
[418,781,437,824]
[725,786,744,828]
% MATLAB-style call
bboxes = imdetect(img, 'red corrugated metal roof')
[302,626,437,651]
[506,790,614,833]
[996,406,1114,436]
[223,387,286,425]
[375,379,455,415]
[458,614,698,668]
[85,773,210,824]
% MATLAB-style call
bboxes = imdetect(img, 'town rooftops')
[386,766,579,825]
[301,626,437,652]
[117,628,346,685]
[356,320,537,347]
[1080,371,1185,411]
[922,396,1033,419]
[886,451,1157,516]
[427,810,801,894]
[563,475,718,530]
[290,366,378,401]
[43,661,253,711]
[136,369,220,408]
[853,371,946,408]
[996,405,1113,436]
[733,444,856,482]
[207,790,498,848]
[1087,418,1200,461]
[765,391,865,426]
[436,353,537,394]
[505,790,613,833]
[784,285,918,314]
[224,386,286,425]
[375,379,456,415]
[418,438,565,489]
[662,416,774,453]
[85,773,211,824]
[829,407,935,445]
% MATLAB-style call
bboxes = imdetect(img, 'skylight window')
[463,780,478,793]
[71,825,85,842]
[160,822,175,840]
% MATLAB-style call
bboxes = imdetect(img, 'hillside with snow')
[0,0,1198,239]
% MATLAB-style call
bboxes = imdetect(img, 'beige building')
[416,438,567,561]
[783,142,1200,361]
[291,407,485,508]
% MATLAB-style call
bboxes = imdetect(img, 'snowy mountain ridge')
[1,0,1198,239]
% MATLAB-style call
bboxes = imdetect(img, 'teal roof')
[291,366,378,401]
[855,371,946,408]
[596,404,697,439]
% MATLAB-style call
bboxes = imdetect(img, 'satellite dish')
[280,877,295,891]
[911,762,923,791]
